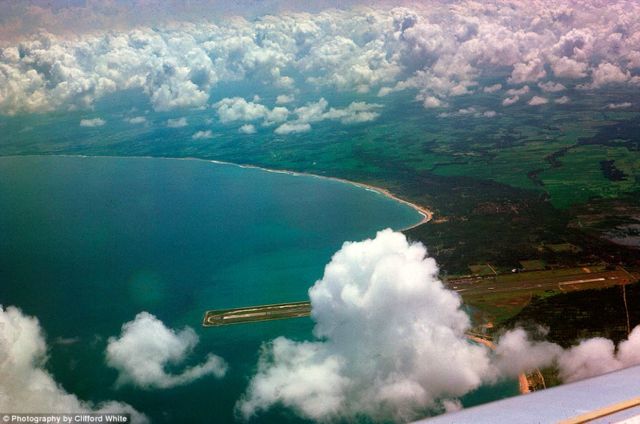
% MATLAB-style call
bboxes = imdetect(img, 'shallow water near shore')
[0,155,516,423]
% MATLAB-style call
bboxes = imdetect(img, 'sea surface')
[0,155,424,423]
[0,155,517,423]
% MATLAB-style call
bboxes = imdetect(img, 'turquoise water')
[0,155,422,423]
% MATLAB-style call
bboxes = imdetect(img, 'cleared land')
[450,265,637,297]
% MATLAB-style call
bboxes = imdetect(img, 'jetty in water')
[202,301,312,327]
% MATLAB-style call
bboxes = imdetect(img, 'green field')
[540,145,640,208]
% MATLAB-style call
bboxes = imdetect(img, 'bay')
[0,155,422,423]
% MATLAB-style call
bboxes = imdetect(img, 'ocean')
[0,155,424,423]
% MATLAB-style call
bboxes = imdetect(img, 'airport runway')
[203,266,639,327]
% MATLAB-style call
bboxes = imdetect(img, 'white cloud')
[293,98,330,124]
[550,57,588,79]
[192,130,213,140]
[555,96,571,104]
[126,116,146,124]
[274,122,311,135]
[538,81,566,93]
[606,102,632,109]
[1,1,640,115]
[528,96,549,106]
[322,101,382,124]
[505,86,530,96]
[239,124,256,134]
[558,326,640,382]
[273,98,382,133]
[106,312,227,389]
[438,107,496,118]
[80,118,106,127]
[237,230,494,421]
[377,86,393,97]
[509,58,546,84]
[502,86,530,106]
[275,94,294,105]
[421,96,444,108]
[214,98,269,123]
[592,62,630,87]
[238,230,640,421]
[266,106,290,125]
[502,96,520,106]
[492,329,561,377]
[494,320,640,386]
[214,97,288,125]
[444,107,478,117]
[483,84,502,93]
[0,306,148,423]
[167,117,188,128]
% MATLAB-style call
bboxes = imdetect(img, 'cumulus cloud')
[106,312,227,389]
[502,96,520,106]
[292,99,330,124]
[528,96,549,106]
[239,124,256,134]
[167,117,188,128]
[321,101,382,124]
[492,329,561,377]
[237,230,640,422]
[2,1,640,115]
[270,98,382,134]
[538,81,566,93]
[126,116,146,124]
[438,107,496,118]
[214,97,288,125]
[274,122,311,135]
[421,96,445,108]
[483,84,502,93]
[192,130,213,140]
[0,306,148,423]
[505,86,530,97]
[555,96,571,104]
[551,57,588,79]
[237,230,493,421]
[558,326,640,382]
[275,94,294,105]
[509,58,546,84]
[592,62,630,88]
[79,118,106,127]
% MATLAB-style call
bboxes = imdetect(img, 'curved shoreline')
[226,161,433,231]
[7,154,434,231]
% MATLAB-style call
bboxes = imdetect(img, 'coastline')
[5,154,434,231]
[227,161,433,231]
